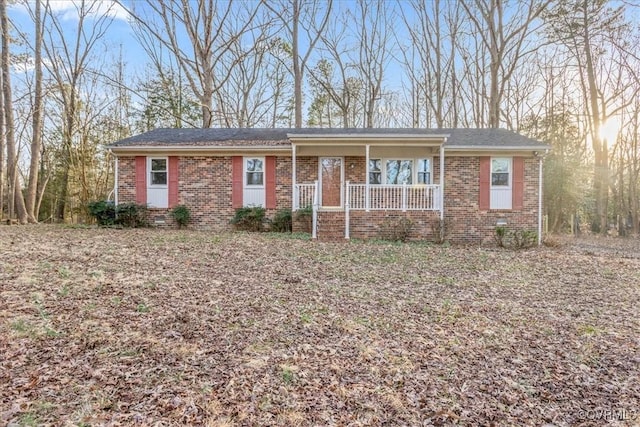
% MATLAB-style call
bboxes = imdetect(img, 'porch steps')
[316,211,346,242]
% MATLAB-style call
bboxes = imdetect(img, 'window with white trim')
[490,157,512,210]
[369,159,382,184]
[245,158,264,186]
[417,158,431,184]
[149,158,167,186]
[386,159,413,184]
[243,157,266,207]
[369,157,433,184]
[491,158,511,187]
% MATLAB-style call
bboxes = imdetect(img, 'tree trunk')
[1,0,27,224]
[581,0,607,233]
[26,0,43,223]
[0,19,4,223]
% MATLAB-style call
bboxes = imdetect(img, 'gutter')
[107,144,291,152]
[287,133,451,140]
[445,145,551,151]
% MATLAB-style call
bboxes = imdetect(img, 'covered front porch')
[288,132,448,239]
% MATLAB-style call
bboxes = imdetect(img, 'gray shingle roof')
[109,128,548,149]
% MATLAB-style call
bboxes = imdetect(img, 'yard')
[1,226,639,426]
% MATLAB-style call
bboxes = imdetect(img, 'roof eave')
[108,145,291,153]
[445,145,550,151]
[288,133,450,142]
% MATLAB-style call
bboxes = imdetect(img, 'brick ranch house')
[108,128,549,244]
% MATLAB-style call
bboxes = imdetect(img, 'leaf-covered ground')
[1,226,639,426]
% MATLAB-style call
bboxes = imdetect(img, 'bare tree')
[399,0,462,127]
[24,0,43,222]
[0,6,4,222]
[545,0,634,232]
[264,0,332,128]
[129,0,262,128]
[1,0,27,223]
[353,0,394,128]
[460,0,550,128]
[41,0,115,221]
[214,14,289,128]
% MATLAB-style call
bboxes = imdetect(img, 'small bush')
[170,205,191,228]
[231,206,266,232]
[494,226,508,248]
[88,200,116,226]
[378,217,414,242]
[431,218,453,244]
[512,229,538,249]
[115,203,149,228]
[294,205,313,233]
[542,235,564,248]
[271,209,292,232]
[494,226,537,249]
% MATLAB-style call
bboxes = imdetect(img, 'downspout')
[440,140,445,220]
[112,150,118,206]
[292,143,297,210]
[538,153,544,245]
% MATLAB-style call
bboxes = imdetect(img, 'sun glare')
[599,116,621,145]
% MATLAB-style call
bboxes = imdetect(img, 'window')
[369,159,382,184]
[386,160,413,184]
[368,157,433,184]
[491,158,511,187]
[245,158,264,186]
[150,158,167,186]
[417,158,431,184]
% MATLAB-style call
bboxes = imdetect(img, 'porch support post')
[365,144,370,212]
[439,141,445,220]
[312,180,318,239]
[292,143,297,210]
[538,155,543,245]
[114,154,119,206]
[345,181,350,239]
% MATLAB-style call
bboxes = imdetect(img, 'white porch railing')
[293,183,317,210]
[294,182,441,212]
[347,183,441,211]
[294,182,319,239]
[294,182,441,239]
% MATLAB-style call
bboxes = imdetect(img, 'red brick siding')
[444,156,539,244]
[117,154,541,243]
[118,157,137,203]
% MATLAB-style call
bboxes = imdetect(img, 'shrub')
[87,200,116,226]
[494,226,537,249]
[271,209,292,232]
[378,217,414,242]
[231,206,266,232]
[294,205,313,233]
[494,226,508,248]
[115,203,149,228]
[170,205,191,229]
[87,200,148,228]
[431,218,453,244]
[512,229,538,249]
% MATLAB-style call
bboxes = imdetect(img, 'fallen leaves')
[0,226,639,425]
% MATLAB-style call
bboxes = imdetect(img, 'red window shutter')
[265,156,277,209]
[512,157,524,210]
[135,156,147,205]
[478,156,490,210]
[232,156,244,209]
[168,156,179,208]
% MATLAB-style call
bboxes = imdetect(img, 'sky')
[9,0,143,72]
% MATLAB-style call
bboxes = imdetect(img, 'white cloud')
[14,1,130,22]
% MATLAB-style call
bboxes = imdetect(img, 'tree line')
[1,0,639,235]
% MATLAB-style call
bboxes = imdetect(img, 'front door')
[320,157,343,208]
